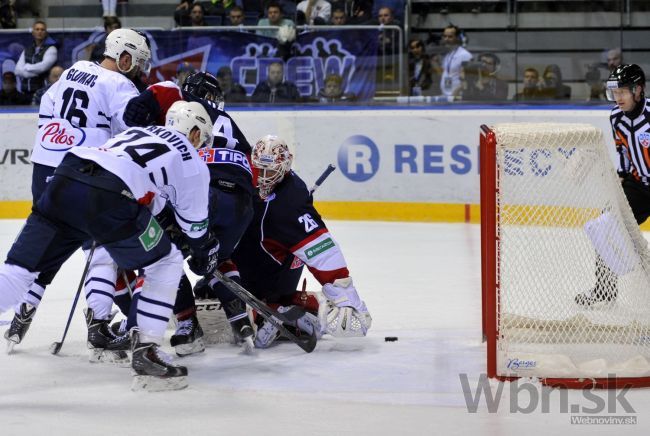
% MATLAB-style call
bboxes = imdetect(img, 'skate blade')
[240,336,257,356]
[89,348,130,366]
[6,337,17,355]
[174,338,206,357]
[131,374,188,392]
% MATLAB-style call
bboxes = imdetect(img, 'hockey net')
[481,123,650,388]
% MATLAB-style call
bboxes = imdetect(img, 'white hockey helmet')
[165,101,214,149]
[251,134,293,199]
[104,28,151,75]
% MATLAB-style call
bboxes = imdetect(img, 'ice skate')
[85,308,130,365]
[4,303,37,354]
[131,331,188,392]
[170,314,205,357]
[574,287,618,307]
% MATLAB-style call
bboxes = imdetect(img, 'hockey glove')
[320,277,372,337]
[123,91,159,127]
[187,235,220,276]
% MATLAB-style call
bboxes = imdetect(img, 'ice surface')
[0,220,647,435]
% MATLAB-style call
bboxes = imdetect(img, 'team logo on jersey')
[38,120,86,151]
[638,132,650,148]
[290,256,304,269]
[139,217,163,252]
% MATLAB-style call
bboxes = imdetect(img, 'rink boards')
[0,106,628,225]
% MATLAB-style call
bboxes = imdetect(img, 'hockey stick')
[309,164,336,196]
[212,270,317,353]
[50,242,97,355]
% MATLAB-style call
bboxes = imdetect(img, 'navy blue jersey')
[125,81,254,195]
[232,171,350,287]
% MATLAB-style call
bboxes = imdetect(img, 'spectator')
[176,61,196,86]
[460,53,508,101]
[331,8,346,25]
[0,71,29,105]
[539,64,571,100]
[607,47,623,71]
[102,0,117,17]
[408,38,432,96]
[31,65,63,106]
[256,1,294,38]
[251,61,299,103]
[296,0,332,25]
[375,7,399,55]
[202,0,237,17]
[0,0,17,28]
[216,66,247,102]
[226,5,245,25]
[14,20,58,101]
[190,3,207,26]
[174,0,193,26]
[317,73,355,102]
[433,24,472,98]
[513,67,543,101]
[89,16,122,63]
[371,0,404,24]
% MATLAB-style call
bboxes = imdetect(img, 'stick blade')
[50,341,62,355]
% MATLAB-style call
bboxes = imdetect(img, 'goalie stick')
[309,164,336,196]
[50,242,97,355]
[212,270,317,353]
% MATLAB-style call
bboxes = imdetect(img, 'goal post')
[480,123,650,388]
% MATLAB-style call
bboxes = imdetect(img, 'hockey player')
[575,64,650,306]
[0,101,217,391]
[123,71,256,355]
[231,135,372,348]
[4,28,152,354]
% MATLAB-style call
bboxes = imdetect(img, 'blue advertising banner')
[0,28,379,101]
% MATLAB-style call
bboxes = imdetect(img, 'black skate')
[4,303,37,354]
[224,299,255,354]
[131,331,188,392]
[170,315,205,357]
[85,308,130,364]
[575,287,618,307]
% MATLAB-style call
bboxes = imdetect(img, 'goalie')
[197,134,372,347]
[576,64,650,306]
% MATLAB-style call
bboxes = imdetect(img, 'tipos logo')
[337,135,379,182]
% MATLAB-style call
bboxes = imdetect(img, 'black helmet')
[182,71,225,110]
[606,64,645,101]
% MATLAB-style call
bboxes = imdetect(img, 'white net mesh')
[493,123,650,379]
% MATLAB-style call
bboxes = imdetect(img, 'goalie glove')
[320,277,372,337]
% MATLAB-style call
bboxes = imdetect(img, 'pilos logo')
[39,122,86,151]
[638,132,650,148]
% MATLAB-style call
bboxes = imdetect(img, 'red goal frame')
[479,124,650,389]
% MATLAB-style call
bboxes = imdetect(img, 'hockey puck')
[384,336,398,342]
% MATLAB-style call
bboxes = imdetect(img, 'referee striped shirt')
[610,98,650,184]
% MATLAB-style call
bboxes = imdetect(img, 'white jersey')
[440,46,472,97]
[33,60,139,168]
[69,126,210,241]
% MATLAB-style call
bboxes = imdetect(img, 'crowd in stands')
[0,1,636,105]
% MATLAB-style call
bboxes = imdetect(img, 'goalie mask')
[606,64,645,102]
[104,28,152,75]
[182,71,225,111]
[251,135,293,199]
[165,101,214,149]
